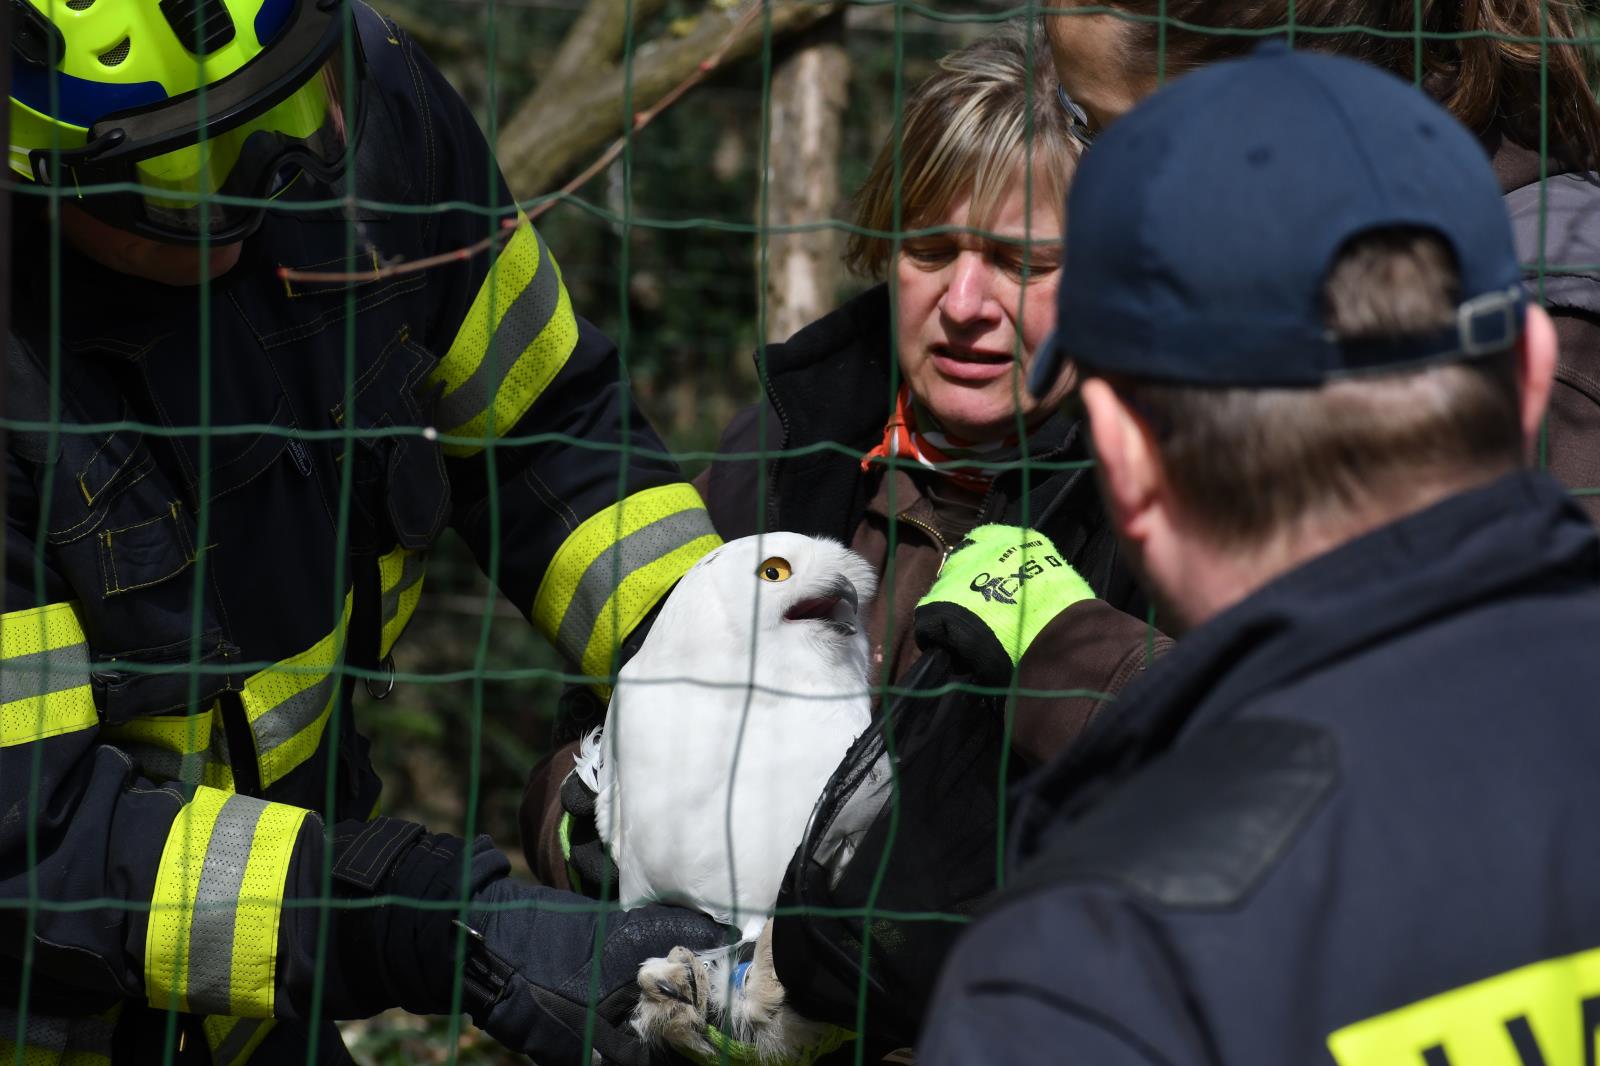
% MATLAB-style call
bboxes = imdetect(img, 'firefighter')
[919,44,1600,1064]
[3,0,724,1061]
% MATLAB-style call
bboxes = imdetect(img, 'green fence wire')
[3,1,1598,1063]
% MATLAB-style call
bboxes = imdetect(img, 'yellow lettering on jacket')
[1327,945,1600,1065]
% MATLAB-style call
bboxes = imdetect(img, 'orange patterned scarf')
[859,386,1019,492]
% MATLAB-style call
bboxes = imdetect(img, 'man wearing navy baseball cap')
[918,42,1600,1065]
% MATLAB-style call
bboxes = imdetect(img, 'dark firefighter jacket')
[0,7,718,1064]
[919,470,1600,1066]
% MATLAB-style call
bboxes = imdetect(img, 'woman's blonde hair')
[845,23,1081,277]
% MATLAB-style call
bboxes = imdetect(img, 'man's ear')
[1082,377,1162,546]
[1518,303,1558,454]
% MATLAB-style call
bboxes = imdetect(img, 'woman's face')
[1046,9,1159,137]
[894,169,1074,443]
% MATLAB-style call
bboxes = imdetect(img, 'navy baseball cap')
[1028,41,1525,395]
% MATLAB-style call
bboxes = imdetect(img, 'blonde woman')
[696,25,1163,739]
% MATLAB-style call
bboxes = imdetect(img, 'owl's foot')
[634,945,718,1059]
[633,923,847,1064]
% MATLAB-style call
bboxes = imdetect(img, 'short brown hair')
[1110,230,1523,545]
[845,24,1080,277]
[1071,0,1600,172]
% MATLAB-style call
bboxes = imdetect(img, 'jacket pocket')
[96,502,196,597]
[44,414,157,547]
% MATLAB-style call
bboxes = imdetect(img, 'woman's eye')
[904,245,955,268]
[758,557,793,582]
[1001,257,1060,281]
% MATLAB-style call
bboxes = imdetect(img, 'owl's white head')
[639,532,879,688]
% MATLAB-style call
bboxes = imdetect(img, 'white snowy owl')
[573,531,876,941]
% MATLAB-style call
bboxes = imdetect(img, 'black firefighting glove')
[328,817,727,1062]
[913,525,1094,685]
[462,878,729,1064]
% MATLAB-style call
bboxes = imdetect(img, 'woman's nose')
[940,251,996,324]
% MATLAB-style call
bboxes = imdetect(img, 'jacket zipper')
[761,366,796,532]
[897,511,953,575]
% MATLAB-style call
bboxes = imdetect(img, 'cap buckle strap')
[1457,286,1523,357]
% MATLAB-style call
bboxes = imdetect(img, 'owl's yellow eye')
[758,557,793,582]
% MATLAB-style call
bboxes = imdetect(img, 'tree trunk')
[761,13,850,344]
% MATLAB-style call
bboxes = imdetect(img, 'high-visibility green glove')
[913,525,1094,685]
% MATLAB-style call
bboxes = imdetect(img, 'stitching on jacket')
[78,408,144,505]
[132,360,198,489]
[256,343,342,535]
[99,502,194,596]
[281,249,383,299]
[521,468,581,532]
[392,14,438,231]
[47,464,154,545]
[252,278,426,350]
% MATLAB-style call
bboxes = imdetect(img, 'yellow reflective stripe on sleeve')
[377,547,426,659]
[0,603,97,747]
[0,1004,117,1066]
[147,787,309,1017]
[101,709,235,791]
[203,1014,275,1066]
[240,591,352,790]
[1328,943,1600,1065]
[533,483,721,680]
[427,214,579,458]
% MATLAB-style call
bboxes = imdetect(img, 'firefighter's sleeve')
[399,23,719,683]
[916,884,1206,1066]
[0,488,325,1023]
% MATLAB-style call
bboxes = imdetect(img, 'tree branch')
[497,0,840,197]
[538,0,673,97]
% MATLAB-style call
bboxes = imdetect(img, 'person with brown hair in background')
[1044,0,1600,520]
[919,43,1600,1064]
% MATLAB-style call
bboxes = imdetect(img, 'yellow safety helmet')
[9,0,363,242]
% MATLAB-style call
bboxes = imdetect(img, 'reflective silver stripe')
[381,551,426,627]
[250,672,336,761]
[121,725,228,785]
[185,795,266,1013]
[1,643,89,704]
[0,1005,115,1055]
[554,509,717,663]
[435,231,560,432]
[211,1017,268,1066]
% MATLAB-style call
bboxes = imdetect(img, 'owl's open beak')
[784,578,860,635]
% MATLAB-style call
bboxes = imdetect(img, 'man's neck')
[1176,467,1514,629]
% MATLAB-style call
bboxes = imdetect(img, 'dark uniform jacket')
[0,8,717,1064]
[919,470,1600,1065]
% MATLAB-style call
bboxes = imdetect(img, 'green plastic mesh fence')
[2,1,1597,1063]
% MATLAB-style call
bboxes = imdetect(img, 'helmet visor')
[26,0,363,243]
[131,59,356,239]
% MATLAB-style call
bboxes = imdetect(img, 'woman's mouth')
[930,345,1015,384]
